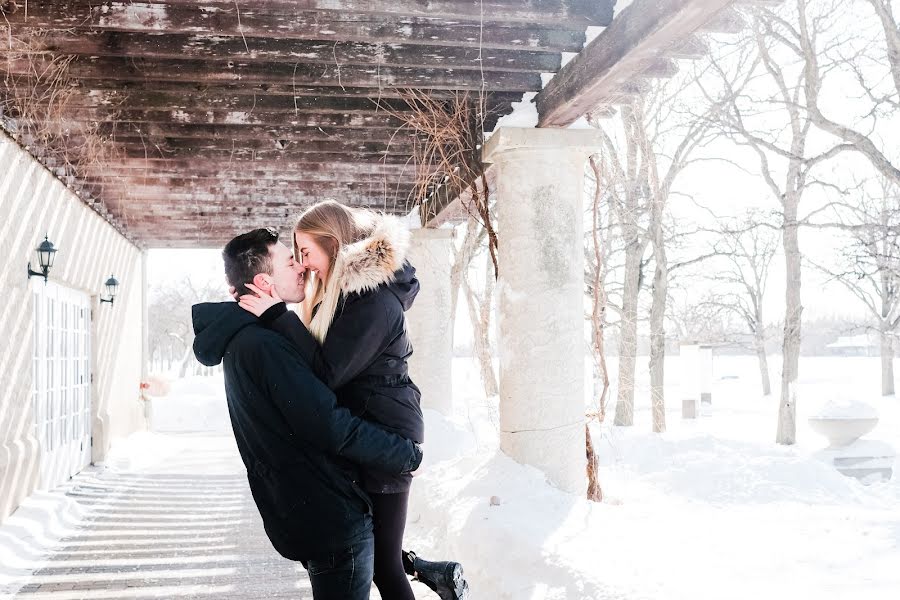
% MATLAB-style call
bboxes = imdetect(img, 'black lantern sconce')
[100,275,120,305]
[27,235,58,283]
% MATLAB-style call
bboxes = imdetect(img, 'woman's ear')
[251,272,273,294]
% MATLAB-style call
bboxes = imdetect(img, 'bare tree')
[702,4,849,444]
[668,293,744,346]
[462,247,498,397]
[148,276,224,376]
[591,74,717,432]
[591,102,651,429]
[450,216,487,331]
[730,231,778,391]
[810,175,900,395]
[701,214,780,395]
[793,0,900,187]
[585,155,612,502]
[447,211,500,399]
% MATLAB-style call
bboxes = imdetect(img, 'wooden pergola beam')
[26,33,562,73]
[6,3,592,52]
[3,57,543,92]
[79,158,417,174]
[141,0,615,25]
[81,171,419,185]
[92,183,418,199]
[15,0,615,27]
[536,0,739,127]
[80,153,418,165]
[60,110,404,127]
[111,200,406,218]
[93,136,419,153]
[103,145,416,161]
[90,124,422,143]
[53,80,525,101]
[49,89,519,118]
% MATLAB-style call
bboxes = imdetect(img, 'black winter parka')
[192,301,421,562]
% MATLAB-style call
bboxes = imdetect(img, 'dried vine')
[1,23,132,239]
[383,89,499,279]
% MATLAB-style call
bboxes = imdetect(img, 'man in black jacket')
[192,228,422,600]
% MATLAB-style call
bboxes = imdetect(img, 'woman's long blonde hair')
[293,200,375,342]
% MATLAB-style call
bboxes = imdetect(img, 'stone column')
[405,228,454,416]
[484,127,602,495]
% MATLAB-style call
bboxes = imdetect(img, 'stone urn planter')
[809,400,893,483]
[808,399,879,448]
[807,416,879,448]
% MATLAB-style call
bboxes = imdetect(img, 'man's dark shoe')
[403,551,469,600]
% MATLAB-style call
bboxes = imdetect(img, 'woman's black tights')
[370,490,416,600]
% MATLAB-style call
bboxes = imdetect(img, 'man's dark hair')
[223,228,280,296]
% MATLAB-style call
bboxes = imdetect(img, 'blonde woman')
[237,201,468,600]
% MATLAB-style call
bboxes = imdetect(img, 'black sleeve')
[250,337,420,474]
[259,302,288,325]
[268,293,400,390]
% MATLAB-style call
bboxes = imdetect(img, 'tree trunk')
[881,326,895,396]
[585,424,603,502]
[450,218,486,348]
[755,303,772,396]
[463,264,498,397]
[614,242,643,426]
[177,345,194,378]
[777,205,802,445]
[756,340,772,397]
[649,241,668,434]
[479,253,498,396]
[589,156,611,425]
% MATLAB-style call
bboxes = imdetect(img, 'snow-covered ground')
[5,356,898,599]
[149,356,900,599]
[404,356,900,600]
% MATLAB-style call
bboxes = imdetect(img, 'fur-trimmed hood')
[305,214,418,343]
[336,214,411,296]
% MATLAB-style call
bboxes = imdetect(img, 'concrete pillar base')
[501,424,587,494]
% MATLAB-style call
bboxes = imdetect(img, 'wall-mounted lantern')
[27,235,57,283]
[100,275,119,305]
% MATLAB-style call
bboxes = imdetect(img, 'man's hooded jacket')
[192,301,420,562]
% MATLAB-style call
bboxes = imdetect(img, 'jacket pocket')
[364,385,424,442]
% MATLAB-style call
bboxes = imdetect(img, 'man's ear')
[251,272,273,294]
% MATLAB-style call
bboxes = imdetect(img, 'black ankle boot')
[403,551,469,600]
[402,550,417,576]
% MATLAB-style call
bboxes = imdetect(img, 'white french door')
[32,282,92,490]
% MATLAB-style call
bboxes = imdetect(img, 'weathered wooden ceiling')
[1,0,617,247]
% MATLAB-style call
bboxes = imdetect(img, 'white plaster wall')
[0,132,145,523]
[406,229,454,416]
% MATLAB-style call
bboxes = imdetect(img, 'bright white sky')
[148,248,224,290]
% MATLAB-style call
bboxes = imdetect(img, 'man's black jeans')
[304,531,375,600]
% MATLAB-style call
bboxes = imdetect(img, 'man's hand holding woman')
[230,283,283,317]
